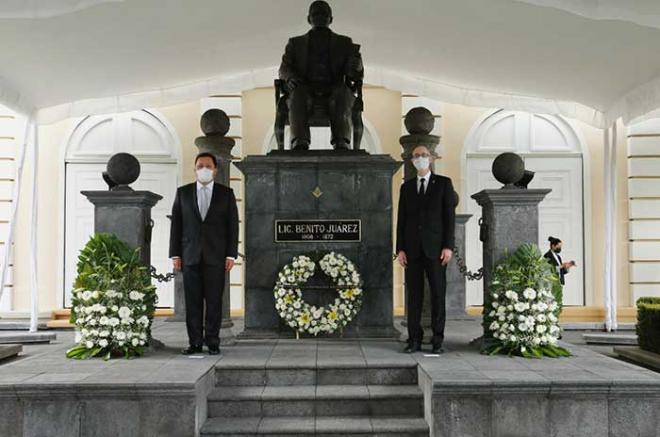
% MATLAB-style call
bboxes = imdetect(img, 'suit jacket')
[169,182,239,266]
[279,29,363,83]
[396,174,456,260]
[544,250,568,285]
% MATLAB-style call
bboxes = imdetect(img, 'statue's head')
[308,1,332,28]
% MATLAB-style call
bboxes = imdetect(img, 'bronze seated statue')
[274,0,364,151]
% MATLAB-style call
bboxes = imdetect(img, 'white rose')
[75,332,82,343]
[533,337,541,345]
[82,290,93,301]
[492,302,499,309]
[115,331,127,340]
[129,291,144,301]
[92,291,99,299]
[132,338,140,346]
[86,341,94,349]
[518,323,529,332]
[509,335,517,342]
[99,339,108,348]
[100,330,109,337]
[536,325,547,334]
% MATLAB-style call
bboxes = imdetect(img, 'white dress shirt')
[417,172,431,195]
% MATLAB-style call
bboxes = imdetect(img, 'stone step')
[200,416,429,436]
[207,385,424,418]
[215,365,418,386]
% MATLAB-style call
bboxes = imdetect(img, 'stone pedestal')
[471,189,550,335]
[235,151,402,338]
[421,214,473,327]
[81,191,162,266]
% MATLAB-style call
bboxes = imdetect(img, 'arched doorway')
[62,109,181,307]
[463,109,587,306]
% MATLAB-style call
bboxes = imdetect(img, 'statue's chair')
[274,78,364,151]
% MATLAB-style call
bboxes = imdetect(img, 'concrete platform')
[615,347,660,372]
[583,332,638,345]
[0,331,57,344]
[0,344,21,361]
[0,320,657,436]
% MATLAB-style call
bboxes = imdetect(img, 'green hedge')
[636,297,660,354]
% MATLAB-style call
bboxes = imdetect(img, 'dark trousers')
[182,262,225,348]
[405,255,447,347]
[288,82,355,147]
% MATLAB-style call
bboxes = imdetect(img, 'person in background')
[544,236,576,315]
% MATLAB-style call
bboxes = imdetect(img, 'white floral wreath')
[274,252,362,336]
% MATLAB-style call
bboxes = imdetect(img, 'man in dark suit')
[169,152,239,355]
[396,145,456,354]
[279,0,363,150]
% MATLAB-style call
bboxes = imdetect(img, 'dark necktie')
[418,178,425,197]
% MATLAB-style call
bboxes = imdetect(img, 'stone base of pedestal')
[235,152,402,338]
[219,326,236,346]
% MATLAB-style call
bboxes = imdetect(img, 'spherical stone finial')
[106,153,140,186]
[492,152,525,186]
[404,107,435,135]
[201,109,230,136]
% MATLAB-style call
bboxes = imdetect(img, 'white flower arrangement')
[483,243,570,358]
[486,286,563,355]
[274,252,362,336]
[66,233,157,360]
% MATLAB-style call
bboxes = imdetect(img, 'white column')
[603,123,618,331]
[29,121,39,332]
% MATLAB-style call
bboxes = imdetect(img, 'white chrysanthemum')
[118,306,131,319]
[522,288,537,300]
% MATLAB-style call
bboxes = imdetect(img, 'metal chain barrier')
[148,265,175,283]
[147,252,246,283]
[392,247,483,281]
[452,246,483,281]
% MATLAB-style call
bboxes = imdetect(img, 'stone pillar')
[81,191,162,265]
[81,154,162,266]
[471,189,550,334]
[194,109,237,345]
[165,213,186,322]
[445,213,472,319]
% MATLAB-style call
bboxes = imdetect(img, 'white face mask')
[412,156,430,171]
[196,167,215,184]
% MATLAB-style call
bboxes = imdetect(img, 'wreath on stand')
[274,252,362,337]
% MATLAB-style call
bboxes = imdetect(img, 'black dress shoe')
[208,346,221,356]
[182,345,203,355]
[431,345,444,354]
[403,342,422,354]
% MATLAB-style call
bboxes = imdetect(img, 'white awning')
[1,0,660,126]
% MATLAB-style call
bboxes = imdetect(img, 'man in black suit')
[169,152,239,355]
[396,145,456,354]
[279,0,363,150]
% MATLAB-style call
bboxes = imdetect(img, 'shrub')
[636,297,660,354]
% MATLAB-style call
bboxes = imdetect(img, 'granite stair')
[201,363,429,436]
